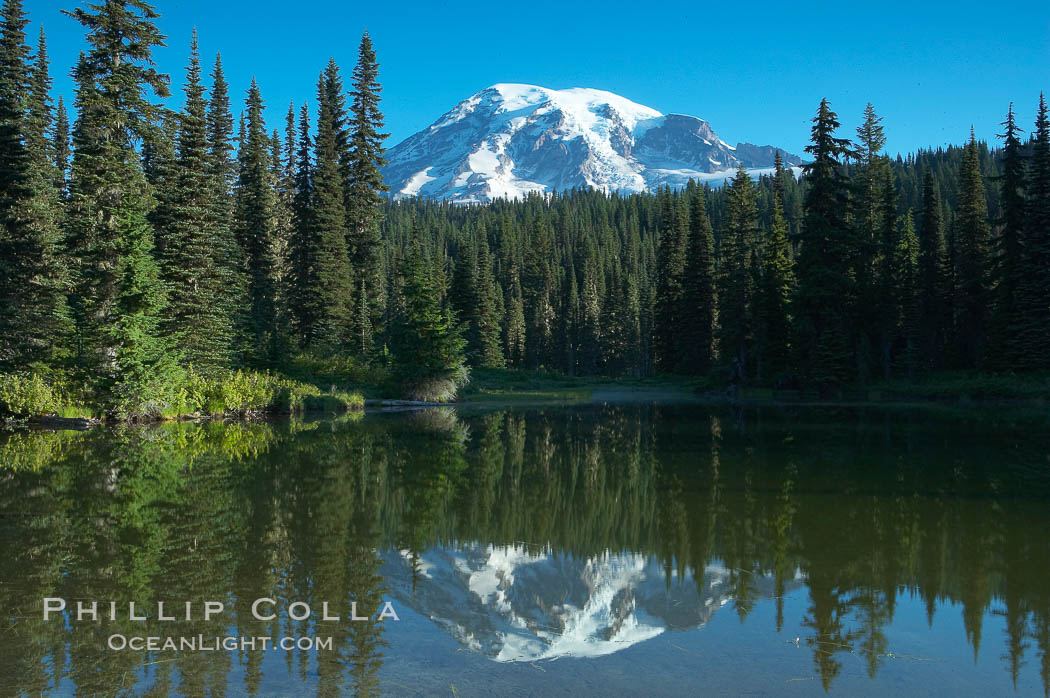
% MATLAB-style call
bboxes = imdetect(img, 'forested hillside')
[0,0,1047,418]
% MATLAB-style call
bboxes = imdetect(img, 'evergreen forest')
[1,0,1049,418]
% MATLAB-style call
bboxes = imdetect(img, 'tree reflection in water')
[0,405,1048,695]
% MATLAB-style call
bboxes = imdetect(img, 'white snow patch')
[399,168,436,197]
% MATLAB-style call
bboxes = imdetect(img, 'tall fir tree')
[917,169,949,370]
[288,102,313,344]
[234,78,282,362]
[895,211,920,378]
[204,52,247,361]
[300,63,353,350]
[875,167,900,378]
[994,104,1027,366]
[0,20,70,370]
[346,32,389,356]
[718,164,758,385]
[390,243,467,397]
[794,98,857,393]
[678,185,717,374]
[155,32,234,373]
[954,130,990,368]
[653,187,688,372]
[1015,94,1050,369]
[853,103,889,382]
[268,128,294,358]
[63,0,179,414]
[755,154,794,385]
[0,0,30,368]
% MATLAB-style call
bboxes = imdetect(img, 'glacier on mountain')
[382,83,801,203]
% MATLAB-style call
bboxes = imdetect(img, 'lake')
[1,402,1048,696]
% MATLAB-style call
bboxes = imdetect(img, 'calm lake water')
[1,402,1049,696]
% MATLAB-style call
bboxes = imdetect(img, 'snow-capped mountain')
[381,543,801,661]
[382,84,801,203]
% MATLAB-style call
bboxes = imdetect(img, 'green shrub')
[181,369,364,415]
[0,373,91,418]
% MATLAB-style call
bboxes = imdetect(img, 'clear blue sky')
[27,0,1050,157]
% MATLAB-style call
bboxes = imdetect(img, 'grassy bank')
[0,369,365,424]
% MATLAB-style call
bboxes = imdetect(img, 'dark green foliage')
[917,170,949,371]
[1,3,1046,410]
[653,188,688,371]
[288,102,313,342]
[794,98,857,393]
[390,245,467,400]
[299,62,353,350]
[718,164,758,383]
[203,53,248,364]
[679,186,717,374]
[451,232,505,368]
[346,33,389,355]
[234,79,283,363]
[63,0,180,415]
[156,32,234,373]
[875,167,900,378]
[0,18,69,369]
[755,154,794,384]
[895,212,920,377]
[850,104,892,382]
[1015,95,1050,369]
[954,132,990,368]
[994,104,1028,366]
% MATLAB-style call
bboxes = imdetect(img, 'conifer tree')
[578,236,603,374]
[917,170,948,370]
[523,219,555,368]
[234,78,282,362]
[156,32,233,373]
[718,165,758,384]
[63,0,178,414]
[755,154,794,384]
[1015,94,1050,369]
[853,103,888,381]
[677,186,717,374]
[288,102,313,344]
[994,104,1027,365]
[504,263,526,367]
[954,131,990,368]
[875,167,899,378]
[0,20,70,370]
[300,63,353,350]
[268,128,294,358]
[895,211,920,378]
[794,98,857,393]
[0,0,28,202]
[653,188,688,371]
[0,0,30,367]
[346,32,389,355]
[203,52,246,359]
[391,244,467,398]
[474,234,505,368]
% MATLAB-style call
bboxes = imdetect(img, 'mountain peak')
[383,84,800,203]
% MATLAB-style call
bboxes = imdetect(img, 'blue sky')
[27,0,1050,157]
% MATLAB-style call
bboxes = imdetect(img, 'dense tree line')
[1,0,1048,412]
[382,98,1048,392]
[0,0,464,414]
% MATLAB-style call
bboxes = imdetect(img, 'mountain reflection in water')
[1,404,1048,696]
